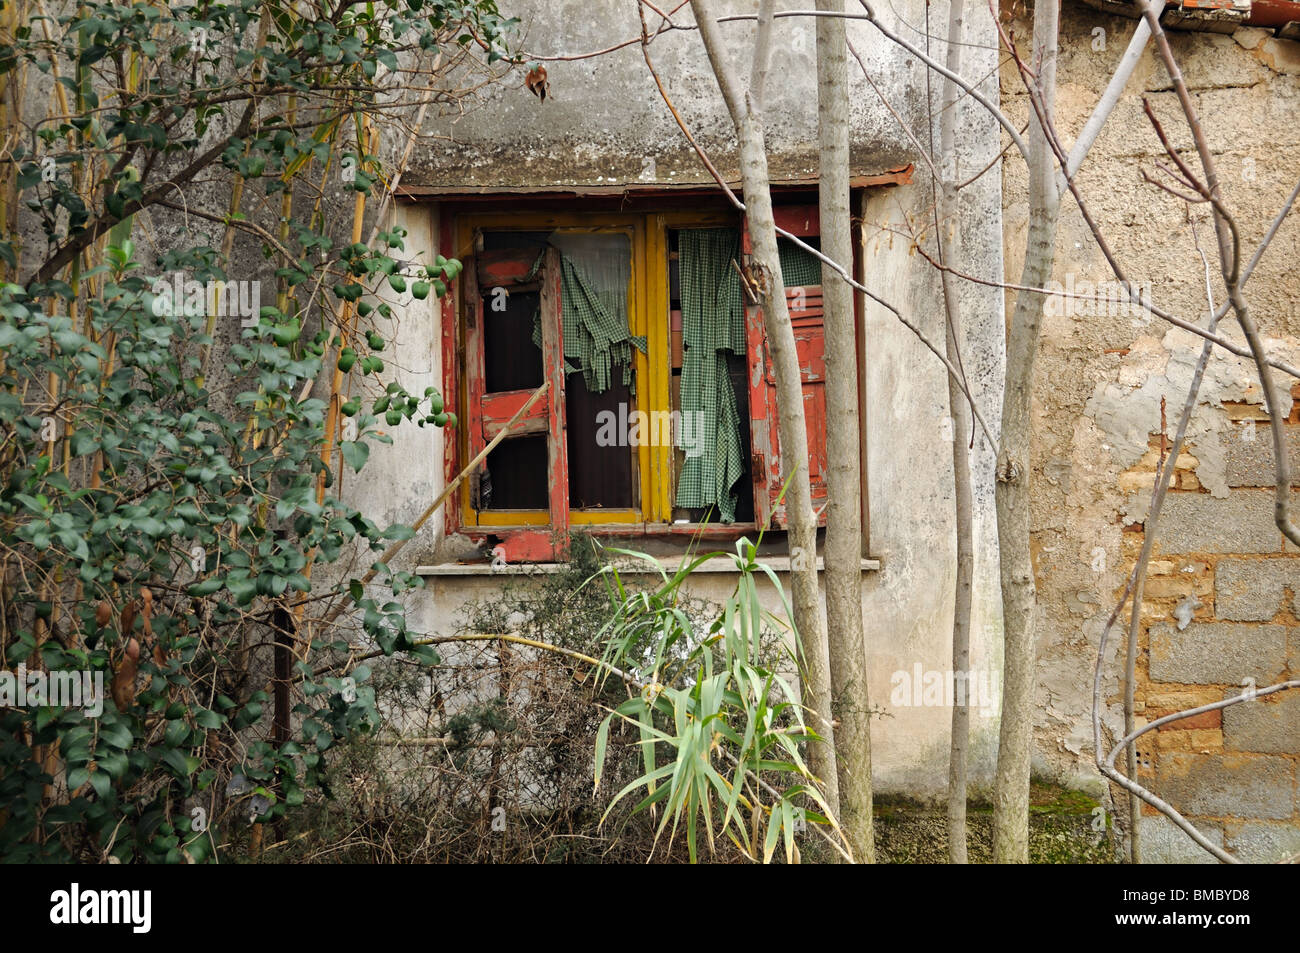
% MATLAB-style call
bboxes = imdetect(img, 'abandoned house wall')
[1002,3,1300,859]
[13,0,1289,859]
[352,0,1010,800]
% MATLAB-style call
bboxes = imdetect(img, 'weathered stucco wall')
[1002,2,1300,859]
[357,0,1009,800]
[401,1,911,189]
[359,0,1300,853]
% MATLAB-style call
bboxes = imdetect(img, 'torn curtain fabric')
[777,237,822,288]
[675,228,747,523]
[673,231,823,523]
[541,233,646,394]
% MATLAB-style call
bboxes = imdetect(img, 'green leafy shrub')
[0,0,517,862]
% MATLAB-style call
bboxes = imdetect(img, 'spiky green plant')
[591,538,846,863]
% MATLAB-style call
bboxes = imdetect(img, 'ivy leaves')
[0,0,516,865]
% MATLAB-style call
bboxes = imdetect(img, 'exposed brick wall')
[1123,388,1300,862]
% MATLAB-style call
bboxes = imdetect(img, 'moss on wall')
[873,781,1118,863]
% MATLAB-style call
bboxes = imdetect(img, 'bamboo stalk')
[320,379,551,626]
[330,112,376,496]
[201,15,270,384]
[0,0,23,282]
[297,115,374,625]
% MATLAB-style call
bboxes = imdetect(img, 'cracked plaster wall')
[358,0,1009,800]
[1003,2,1300,840]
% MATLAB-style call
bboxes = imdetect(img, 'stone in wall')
[1148,622,1288,685]
[1214,557,1298,621]
[1155,752,1294,820]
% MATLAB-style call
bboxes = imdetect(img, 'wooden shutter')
[742,208,829,528]
[465,245,568,559]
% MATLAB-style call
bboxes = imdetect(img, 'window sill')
[460,522,760,536]
[416,555,881,576]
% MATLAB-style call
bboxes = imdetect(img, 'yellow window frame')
[455,207,741,533]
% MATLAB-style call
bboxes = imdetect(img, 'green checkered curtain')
[778,238,823,288]
[675,228,747,523]
[549,233,646,394]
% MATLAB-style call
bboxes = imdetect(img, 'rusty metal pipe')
[1244,0,1300,27]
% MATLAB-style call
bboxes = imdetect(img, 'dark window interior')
[482,434,549,510]
[482,230,551,253]
[481,230,549,394]
[484,288,541,392]
[727,351,754,524]
[470,222,778,526]
[478,230,552,512]
[566,363,635,510]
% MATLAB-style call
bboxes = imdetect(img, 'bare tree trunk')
[943,276,974,866]
[815,0,873,863]
[690,0,841,821]
[932,0,973,866]
[993,0,1059,864]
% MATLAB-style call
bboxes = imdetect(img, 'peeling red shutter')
[742,208,828,529]
[538,247,569,547]
[466,246,568,557]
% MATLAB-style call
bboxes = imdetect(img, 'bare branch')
[637,5,996,446]
[692,0,746,124]
[637,3,744,211]
[854,1,1029,162]
[847,37,943,186]
[1137,0,1299,547]
[1062,6,1162,185]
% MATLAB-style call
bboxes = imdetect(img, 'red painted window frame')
[438,199,835,559]
[742,208,829,528]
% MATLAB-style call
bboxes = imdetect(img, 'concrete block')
[1222,689,1300,754]
[1225,822,1300,863]
[1222,424,1300,488]
[1155,753,1294,820]
[1214,558,1298,621]
[1141,815,1224,864]
[1154,493,1283,555]
[1149,622,1288,685]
